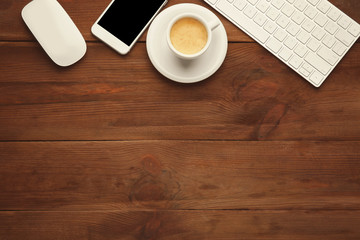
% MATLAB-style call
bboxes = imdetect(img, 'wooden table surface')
[1,0,360,239]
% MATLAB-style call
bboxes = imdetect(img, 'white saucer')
[146,3,228,83]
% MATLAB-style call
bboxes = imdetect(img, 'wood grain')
[1,0,360,239]
[0,141,359,211]
[1,0,360,42]
[0,42,359,141]
[1,210,360,240]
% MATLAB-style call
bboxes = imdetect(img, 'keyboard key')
[314,13,328,27]
[335,29,354,47]
[294,0,308,11]
[302,19,316,32]
[327,8,341,21]
[254,13,267,26]
[256,0,270,13]
[338,15,351,29]
[317,0,331,14]
[217,0,270,43]
[277,15,290,28]
[282,3,295,17]
[234,0,247,10]
[304,6,318,19]
[264,21,277,33]
[292,11,305,25]
[244,5,257,18]
[324,21,338,35]
[289,55,303,69]
[274,29,288,41]
[307,38,320,51]
[272,0,285,9]
[287,23,300,36]
[266,37,283,53]
[322,34,336,48]
[305,51,331,75]
[332,42,347,56]
[312,27,326,40]
[295,44,308,57]
[297,33,311,45]
[317,46,339,65]
[348,23,360,37]
[310,71,324,85]
[299,67,310,76]
[266,7,280,20]
[279,47,293,61]
[284,36,298,49]
[297,30,311,44]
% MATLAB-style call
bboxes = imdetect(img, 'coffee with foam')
[170,17,208,55]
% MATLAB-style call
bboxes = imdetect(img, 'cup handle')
[209,19,220,31]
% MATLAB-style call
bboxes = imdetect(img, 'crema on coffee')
[170,17,208,55]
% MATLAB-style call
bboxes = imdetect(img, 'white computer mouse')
[22,0,87,67]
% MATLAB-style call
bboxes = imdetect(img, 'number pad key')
[348,23,360,37]
[338,15,351,29]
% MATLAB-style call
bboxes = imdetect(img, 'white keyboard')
[205,0,360,87]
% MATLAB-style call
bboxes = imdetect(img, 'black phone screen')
[98,0,166,46]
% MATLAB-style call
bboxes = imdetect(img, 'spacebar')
[216,0,270,43]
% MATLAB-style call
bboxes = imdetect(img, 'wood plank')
[0,141,359,210]
[1,0,359,42]
[0,0,250,42]
[1,210,360,239]
[0,42,359,140]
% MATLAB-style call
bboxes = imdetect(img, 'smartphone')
[91,0,167,55]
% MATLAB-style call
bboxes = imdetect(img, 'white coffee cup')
[167,13,220,60]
